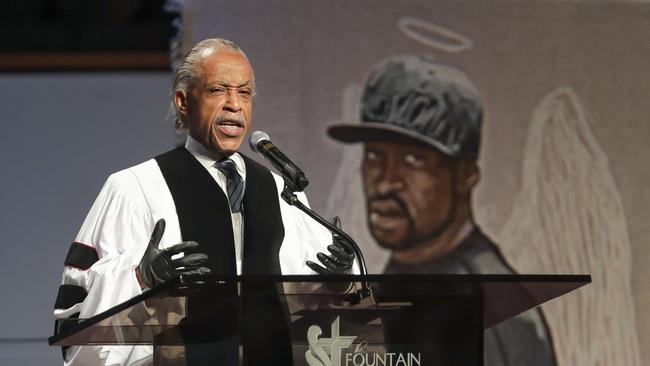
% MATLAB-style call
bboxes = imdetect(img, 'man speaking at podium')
[53,38,354,365]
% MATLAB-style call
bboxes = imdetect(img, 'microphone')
[250,131,372,301]
[249,131,309,192]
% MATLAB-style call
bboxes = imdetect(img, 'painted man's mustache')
[368,193,410,217]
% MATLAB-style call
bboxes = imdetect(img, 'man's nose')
[223,89,242,112]
[375,159,404,195]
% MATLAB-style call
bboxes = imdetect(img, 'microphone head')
[249,130,271,152]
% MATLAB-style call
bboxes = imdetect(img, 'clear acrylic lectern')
[50,274,590,366]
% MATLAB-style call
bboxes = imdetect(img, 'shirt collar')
[452,221,475,248]
[184,135,246,179]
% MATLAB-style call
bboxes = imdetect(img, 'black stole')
[155,146,292,365]
[155,146,284,275]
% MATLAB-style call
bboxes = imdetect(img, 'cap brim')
[327,122,455,157]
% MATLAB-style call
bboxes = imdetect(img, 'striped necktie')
[215,158,245,213]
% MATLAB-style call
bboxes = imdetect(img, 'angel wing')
[496,87,641,366]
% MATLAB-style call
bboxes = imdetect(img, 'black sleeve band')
[54,284,88,310]
[56,312,80,360]
[64,242,99,270]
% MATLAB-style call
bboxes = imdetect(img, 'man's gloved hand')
[306,216,355,275]
[138,219,211,289]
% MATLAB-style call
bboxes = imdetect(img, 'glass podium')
[49,274,590,365]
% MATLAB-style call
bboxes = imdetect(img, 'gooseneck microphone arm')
[280,188,372,301]
[249,131,372,301]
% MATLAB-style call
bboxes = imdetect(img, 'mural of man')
[327,55,557,366]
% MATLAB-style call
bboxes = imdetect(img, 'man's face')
[362,141,455,251]
[176,48,254,154]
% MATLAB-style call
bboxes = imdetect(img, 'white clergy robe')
[54,146,333,366]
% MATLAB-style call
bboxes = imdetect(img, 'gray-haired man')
[328,55,557,366]
[54,38,353,365]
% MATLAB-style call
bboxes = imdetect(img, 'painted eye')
[404,153,425,166]
[365,150,379,161]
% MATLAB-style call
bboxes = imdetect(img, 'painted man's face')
[175,48,254,154]
[362,141,455,251]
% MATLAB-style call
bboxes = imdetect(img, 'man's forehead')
[207,79,253,87]
[197,49,254,83]
[365,140,441,154]
[363,141,451,168]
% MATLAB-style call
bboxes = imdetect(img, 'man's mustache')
[214,116,245,125]
[368,193,410,218]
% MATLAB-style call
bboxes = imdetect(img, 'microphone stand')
[281,186,373,304]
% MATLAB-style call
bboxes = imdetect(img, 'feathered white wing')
[497,87,641,366]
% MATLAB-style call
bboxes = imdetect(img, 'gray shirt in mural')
[385,227,557,366]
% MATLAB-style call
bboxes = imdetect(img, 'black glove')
[306,216,355,275]
[138,219,211,289]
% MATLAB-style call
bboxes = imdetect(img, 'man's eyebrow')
[208,80,253,88]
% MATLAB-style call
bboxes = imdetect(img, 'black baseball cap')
[328,55,482,160]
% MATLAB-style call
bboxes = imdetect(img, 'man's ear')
[455,160,480,194]
[175,90,189,117]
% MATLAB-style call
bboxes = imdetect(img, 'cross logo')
[306,316,357,366]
